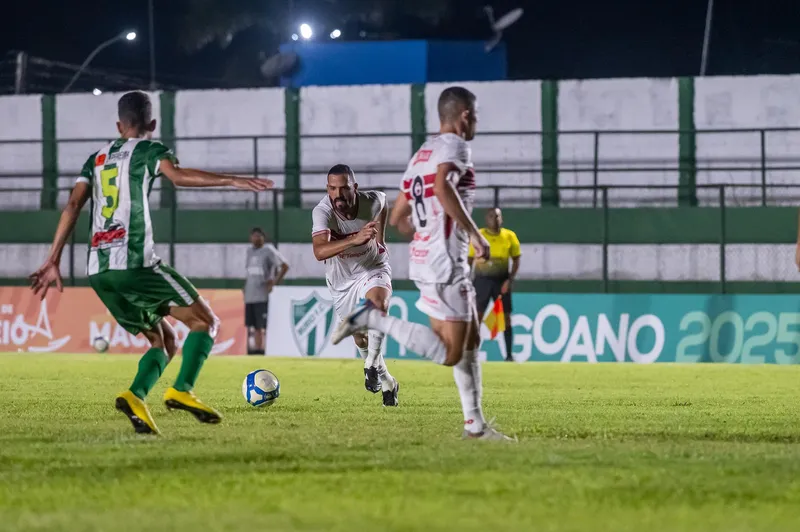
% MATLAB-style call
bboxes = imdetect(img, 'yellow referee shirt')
[468,228,521,278]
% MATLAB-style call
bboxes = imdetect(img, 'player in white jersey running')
[30,91,272,435]
[331,87,514,440]
[312,164,400,407]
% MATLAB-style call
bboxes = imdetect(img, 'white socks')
[453,349,485,434]
[357,346,369,361]
[365,331,382,368]
[368,331,396,392]
[364,311,448,365]
[360,308,485,432]
[357,333,396,392]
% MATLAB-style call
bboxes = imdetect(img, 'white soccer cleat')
[331,300,375,345]
[462,419,517,442]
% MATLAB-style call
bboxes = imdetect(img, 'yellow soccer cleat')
[163,387,222,424]
[115,390,161,435]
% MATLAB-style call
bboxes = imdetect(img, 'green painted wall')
[0,207,795,245]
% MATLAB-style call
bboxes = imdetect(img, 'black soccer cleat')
[382,381,399,407]
[364,367,381,394]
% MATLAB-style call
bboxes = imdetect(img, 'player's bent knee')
[368,297,389,313]
[173,299,219,336]
[142,327,165,350]
[443,348,463,367]
[365,287,391,313]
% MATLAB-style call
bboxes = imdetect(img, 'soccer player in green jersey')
[30,91,273,435]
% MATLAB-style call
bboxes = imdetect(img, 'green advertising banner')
[383,292,800,364]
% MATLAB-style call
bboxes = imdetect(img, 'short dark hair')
[251,227,266,237]
[437,86,476,123]
[118,91,152,129]
[327,164,355,182]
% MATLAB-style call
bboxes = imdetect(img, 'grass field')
[2,354,800,532]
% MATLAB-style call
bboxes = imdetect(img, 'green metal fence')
[2,126,800,209]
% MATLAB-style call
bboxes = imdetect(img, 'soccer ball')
[92,336,110,353]
[242,369,280,407]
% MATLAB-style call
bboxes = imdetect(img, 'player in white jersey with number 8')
[311,164,399,407]
[332,87,514,440]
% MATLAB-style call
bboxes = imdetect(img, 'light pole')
[148,0,156,89]
[63,31,137,93]
[700,0,714,76]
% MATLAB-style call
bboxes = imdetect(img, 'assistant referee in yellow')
[468,207,521,361]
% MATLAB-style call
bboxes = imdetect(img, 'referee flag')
[484,297,506,339]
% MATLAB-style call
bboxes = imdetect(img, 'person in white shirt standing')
[311,164,399,407]
[331,87,514,440]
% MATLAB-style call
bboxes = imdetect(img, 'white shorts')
[415,278,476,322]
[330,268,393,320]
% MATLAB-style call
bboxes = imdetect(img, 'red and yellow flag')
[483,297,506,339]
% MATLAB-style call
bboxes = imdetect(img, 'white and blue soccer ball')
[92,336,110,353]
[242,369,280,407]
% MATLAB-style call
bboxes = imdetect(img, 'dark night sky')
[2,0,800,92]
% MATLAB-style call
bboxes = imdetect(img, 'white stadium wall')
[0,243,796,283]
[0,95,43,209]
[5,75,797,211]
[300,84,412,206]
[558,78,680,207]
[694,75,800,206]
[175,88,286,209]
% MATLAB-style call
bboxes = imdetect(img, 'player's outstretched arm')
[433,163,489,259]
[30,182,91,299]
[389,193,414,237]
[160,159,273,191]
[312,222,377,261]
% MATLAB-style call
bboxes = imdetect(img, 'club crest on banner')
[291,291,335,356]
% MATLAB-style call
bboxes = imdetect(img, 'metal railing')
[2,126,800,210]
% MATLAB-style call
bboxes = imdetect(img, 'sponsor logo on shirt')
[95,154,107,166]
[108,151,130,162]
[339,249,369,260]
[91,223,127,250]
[413,149,433,165]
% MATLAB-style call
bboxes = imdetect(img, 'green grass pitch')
[2,354,800,531]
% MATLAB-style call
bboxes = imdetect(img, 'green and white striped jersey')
[76,138,178,276]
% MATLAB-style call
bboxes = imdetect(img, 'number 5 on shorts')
[101,165,119,219]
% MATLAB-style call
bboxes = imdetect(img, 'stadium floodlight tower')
[63,30,137,93]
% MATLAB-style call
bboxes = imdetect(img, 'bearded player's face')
[327,173,357,214]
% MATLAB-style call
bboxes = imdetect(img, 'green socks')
[129,348,169,399]
[129,332,214,397]
[174,331,214,392]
